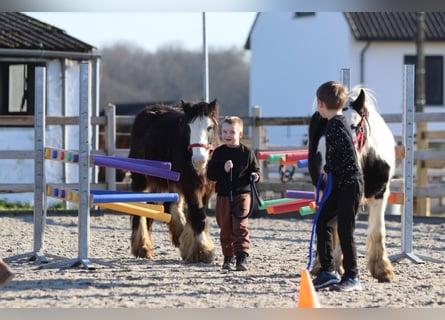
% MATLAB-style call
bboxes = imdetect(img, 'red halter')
[186,116,218,151]
[353,114,369,154]
[187,143,215,151]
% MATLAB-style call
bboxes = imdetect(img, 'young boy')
[312,81,364,291]
[207,116,260,271]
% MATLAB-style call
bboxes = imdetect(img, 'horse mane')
[181,100,219,121]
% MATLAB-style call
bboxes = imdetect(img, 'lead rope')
[229,168,263,220]
[307,172,333,271]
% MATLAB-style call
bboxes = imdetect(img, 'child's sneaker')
[0,259,15,289]
[331,277,362,292]
[235,252,248,271]
[312,270,341,290]
[221,256,235,271]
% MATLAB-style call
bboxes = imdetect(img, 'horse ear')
[208,99,219,110]
[208,99,219,117]
[181,100,191,112]
[350,89,367,116]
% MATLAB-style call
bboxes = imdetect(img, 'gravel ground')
[0,210,444,308]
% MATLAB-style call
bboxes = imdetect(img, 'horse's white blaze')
[189,116,213,172]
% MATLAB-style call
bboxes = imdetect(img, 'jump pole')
[389,64,443,264]
[46,184,179,204]
[45,184,174,223]
[96,202,171,223]
[257,150,307,160]
[44,147,178,180]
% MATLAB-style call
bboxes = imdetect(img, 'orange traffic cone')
[297,268,320,308]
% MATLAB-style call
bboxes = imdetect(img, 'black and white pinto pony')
[308,86,396,282]
[128,100,219,263]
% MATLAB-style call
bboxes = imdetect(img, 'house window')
[294,12,316,18]
[404,55,444,106]
[0,62,42,117]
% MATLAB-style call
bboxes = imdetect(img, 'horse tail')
[308,111,327,186]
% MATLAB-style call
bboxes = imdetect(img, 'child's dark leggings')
[316,179,363,279]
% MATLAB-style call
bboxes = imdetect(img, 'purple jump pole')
[285,190,315,200]
[93,156,180,181]
[91,191,179,204]
[93,155,171,170]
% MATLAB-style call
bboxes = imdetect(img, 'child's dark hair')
[316,81,347,110]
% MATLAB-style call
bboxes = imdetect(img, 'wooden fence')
[1,105,445,215]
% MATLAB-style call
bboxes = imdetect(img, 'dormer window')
[294,12,316,18]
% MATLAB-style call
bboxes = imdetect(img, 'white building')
[246,12,445,146]
[0,12,100,204]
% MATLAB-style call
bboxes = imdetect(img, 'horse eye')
[207,125,214,132]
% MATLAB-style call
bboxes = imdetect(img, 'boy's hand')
[224,160,233,173]
[251,172,259,182]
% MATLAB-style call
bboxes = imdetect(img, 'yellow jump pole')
[97,202,171,223]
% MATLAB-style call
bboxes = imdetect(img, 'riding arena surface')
[0,210,444,308]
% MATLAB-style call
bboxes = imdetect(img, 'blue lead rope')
[307,171,333,271]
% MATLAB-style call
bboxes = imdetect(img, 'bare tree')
[99,43,249,117]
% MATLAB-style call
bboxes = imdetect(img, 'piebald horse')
[308,87,396,282]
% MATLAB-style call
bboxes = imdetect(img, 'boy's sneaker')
[235,252,248,271]
[222,256,235,271]
[312,270,341,290]
[331,277,362,292]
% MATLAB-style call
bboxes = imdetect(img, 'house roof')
[0,12,95,52]
[344,12,445,41]
[244,13,259,50]
[244,12,445,50]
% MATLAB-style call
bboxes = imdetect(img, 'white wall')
[0,59,83,205]
[350,41,445,137]
[250,12,445,147]
[249,12,350,146]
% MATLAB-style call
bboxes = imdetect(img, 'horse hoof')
[377,277,391,283]
[182,249,215,264]
[131,247,154,259]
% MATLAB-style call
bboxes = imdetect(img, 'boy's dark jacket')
[207,144,260,196]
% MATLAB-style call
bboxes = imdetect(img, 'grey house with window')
[246,12,445,145]
[0,12,100,203]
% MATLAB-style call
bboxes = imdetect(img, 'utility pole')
[415,12,429,216]
[202,12,209,102]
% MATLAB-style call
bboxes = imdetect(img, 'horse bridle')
[351,112,370,154]
[187,143,215,151]
[186,116,219,152]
